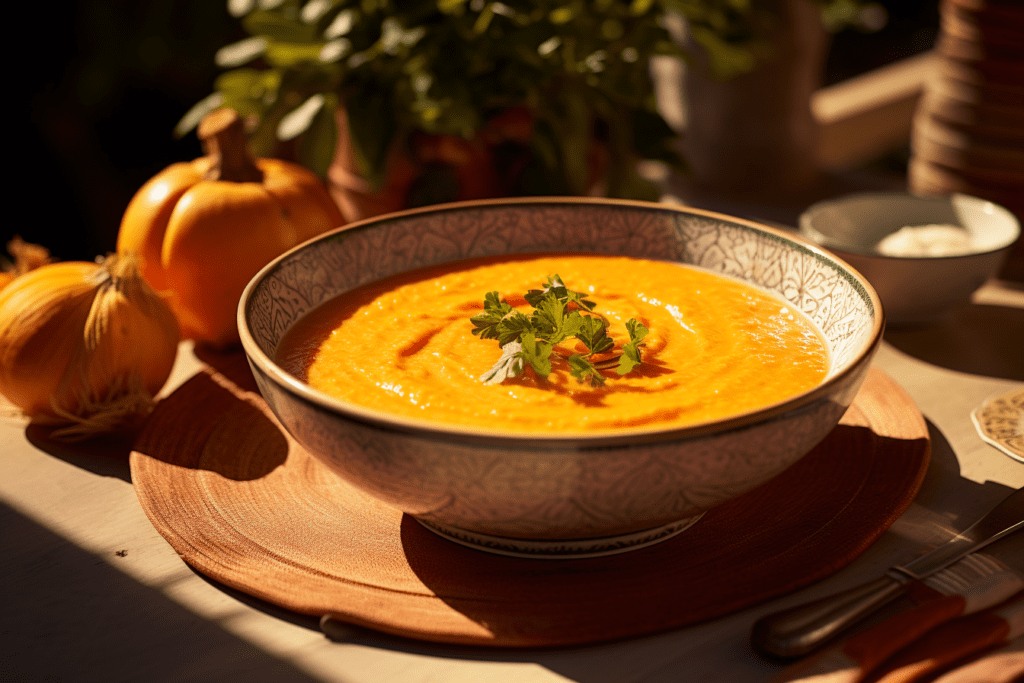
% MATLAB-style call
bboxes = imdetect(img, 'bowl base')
[415,515,706,560]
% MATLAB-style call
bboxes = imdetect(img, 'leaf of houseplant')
[215,36,268,68]
[175,93,225,139]
[343,88,396,188]
[213,69,282,120]
[265,41,328,67]
[297,93,339,178]
[243,9,321,43]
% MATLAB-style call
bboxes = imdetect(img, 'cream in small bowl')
[240,198,883,558]
[800,192,1020,326]
[874,223,974,257]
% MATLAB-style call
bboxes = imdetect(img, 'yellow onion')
[0,254,180,439]
[1,236,52,291]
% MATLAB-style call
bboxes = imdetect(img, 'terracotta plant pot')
[326,106,609,224]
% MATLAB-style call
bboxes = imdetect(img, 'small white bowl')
[799,192,1020,326]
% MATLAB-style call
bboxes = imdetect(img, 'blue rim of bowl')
[239,196,885,450]
[799,191,1022,260]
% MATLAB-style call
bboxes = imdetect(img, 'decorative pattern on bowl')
[240,198,883,557]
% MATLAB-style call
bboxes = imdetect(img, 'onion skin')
[0,262,101,417]
[0,257,180,437]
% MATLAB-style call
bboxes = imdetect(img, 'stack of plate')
[909,0,1024,280]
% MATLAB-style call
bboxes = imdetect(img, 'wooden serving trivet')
[130,360,929,648]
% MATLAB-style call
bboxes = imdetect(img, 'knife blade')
[895,488,1024,582]
[751,486,1024,659]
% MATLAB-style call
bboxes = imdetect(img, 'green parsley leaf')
[575,314,614,355]
[496,310,533,346]
[530,292,585,344]
[616,319,649,375]
[470,290,514,340]
[474,276,645,385]
[626,318,649,344]
[524,274,596,312]
[516,331,553,378]
[529,291,565,336]
[567,353,607,387]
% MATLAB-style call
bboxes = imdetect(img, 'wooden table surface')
[2,277,1022,683]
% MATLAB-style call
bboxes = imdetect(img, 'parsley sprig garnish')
[471,275,647,387]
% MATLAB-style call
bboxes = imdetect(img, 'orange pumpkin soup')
[276,254,829,433]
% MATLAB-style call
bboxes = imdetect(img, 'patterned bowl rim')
[239,196,885,449]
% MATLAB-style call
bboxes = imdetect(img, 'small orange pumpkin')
[117,108,344,348]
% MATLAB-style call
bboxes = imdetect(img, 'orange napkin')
[928,639,1024,683]
[865,592,1024,683]
[769,554,1023,683]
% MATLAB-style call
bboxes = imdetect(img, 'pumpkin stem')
[198,108,264,183]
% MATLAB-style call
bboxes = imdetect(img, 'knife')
[751,486,1024,659]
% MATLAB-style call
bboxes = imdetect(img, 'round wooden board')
[130,363,929,648]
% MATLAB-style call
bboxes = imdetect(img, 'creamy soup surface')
[276,254,829,433]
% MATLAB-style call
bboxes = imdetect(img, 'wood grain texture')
[130,361,929,647]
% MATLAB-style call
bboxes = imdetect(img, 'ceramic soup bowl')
[239,198,883,558]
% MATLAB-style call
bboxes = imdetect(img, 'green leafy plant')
[181,0,773,206]
[471,274,648,387]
